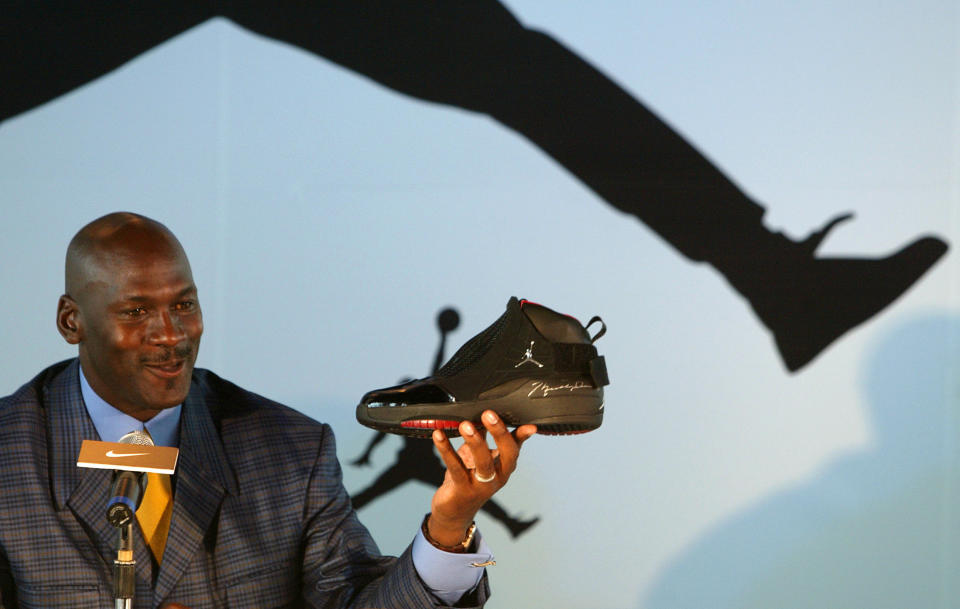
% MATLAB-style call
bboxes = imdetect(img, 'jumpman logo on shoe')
[515,341,544,368]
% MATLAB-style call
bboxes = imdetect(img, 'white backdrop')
[1,2,958,607]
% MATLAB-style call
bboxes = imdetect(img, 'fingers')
[460,419,497,482]
[514,423,537,446]
[481,411,536,478]
[433,411,536,486]
[467,411,537,481]
[428,412,535,529]
[432,429,470,486]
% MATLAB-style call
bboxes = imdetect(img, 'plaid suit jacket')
[0,360,488,609]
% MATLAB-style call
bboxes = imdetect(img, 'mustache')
[140,346,194,365]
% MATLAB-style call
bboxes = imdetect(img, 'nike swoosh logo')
[105,450,149,458]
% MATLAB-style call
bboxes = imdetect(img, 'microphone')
[106,431,154,528]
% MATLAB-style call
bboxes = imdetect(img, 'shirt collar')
[79,364,182,448]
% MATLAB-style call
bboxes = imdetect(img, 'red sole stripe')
[401,419,461,430]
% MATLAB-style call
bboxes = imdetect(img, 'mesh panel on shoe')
[436,308,510,378]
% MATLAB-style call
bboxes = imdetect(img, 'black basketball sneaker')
[356,297,609,437]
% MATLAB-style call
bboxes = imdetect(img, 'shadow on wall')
[3,2,947,373]
[642,313,960,609]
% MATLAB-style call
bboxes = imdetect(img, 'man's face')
[70,246,203,420]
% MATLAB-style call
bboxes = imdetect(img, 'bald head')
[65,212,190,299]
[58,212,203,420]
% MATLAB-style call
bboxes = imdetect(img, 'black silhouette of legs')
[252,1,946,370]
[351,460,439,510]
[2,2,214,121]
[241,1,945,371]
[479,502,539,539]
[3,1,947,370]
[351,440,540,538]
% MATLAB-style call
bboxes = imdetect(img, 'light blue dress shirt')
[77,365,489,604]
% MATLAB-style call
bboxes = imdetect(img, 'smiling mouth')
[144,360,186,378]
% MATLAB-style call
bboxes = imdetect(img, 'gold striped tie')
[135,431,173,563]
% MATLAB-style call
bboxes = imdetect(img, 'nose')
[147,310,186,346]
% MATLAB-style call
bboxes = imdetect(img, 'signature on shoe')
[527,380,591,397]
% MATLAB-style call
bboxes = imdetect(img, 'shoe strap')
[585,316,606,344]
[590,355,610,387]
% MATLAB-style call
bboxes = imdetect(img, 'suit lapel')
[154,378,236,605]
[47,361,124,574]
[47,360,159,598]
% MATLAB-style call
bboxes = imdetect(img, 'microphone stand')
[114,523,136,609]
[106,431,153,609]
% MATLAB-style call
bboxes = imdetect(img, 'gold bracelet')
[421,513,476,553]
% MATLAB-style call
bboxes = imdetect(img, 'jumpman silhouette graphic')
[514,341,544,369]
[2,2,948,371]
[350,307,539,539]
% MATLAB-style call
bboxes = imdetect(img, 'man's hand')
[427,410,536,547]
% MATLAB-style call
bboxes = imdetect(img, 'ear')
[57,295,83,345]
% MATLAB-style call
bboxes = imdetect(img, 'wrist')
[423,513,476,552]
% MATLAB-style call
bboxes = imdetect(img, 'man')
[0,212,535,608]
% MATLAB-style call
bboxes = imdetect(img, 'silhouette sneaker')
[356,297,609,437]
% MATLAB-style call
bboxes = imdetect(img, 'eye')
[174,301,196,312]
[124,306,148,317]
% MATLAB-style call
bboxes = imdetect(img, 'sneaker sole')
[357,385,604,438]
